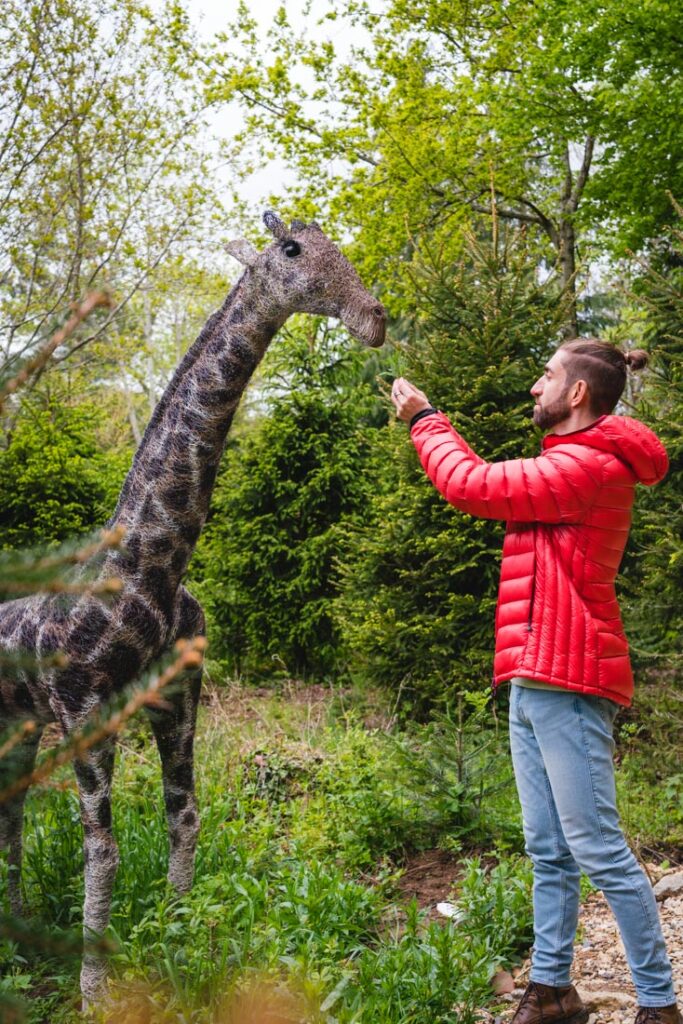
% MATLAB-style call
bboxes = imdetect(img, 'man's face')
[530,350,572,431]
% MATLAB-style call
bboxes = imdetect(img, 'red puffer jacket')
[411,412,669,706]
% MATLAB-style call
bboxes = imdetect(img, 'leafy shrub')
[0,396,127,548]
[4,703,535,1023]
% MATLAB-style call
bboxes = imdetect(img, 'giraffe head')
[226,211,386,347]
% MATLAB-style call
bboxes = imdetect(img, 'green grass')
[0,683,530,1023]
[4,676,681,1022]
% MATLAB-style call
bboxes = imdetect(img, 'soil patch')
[396,849,462,915]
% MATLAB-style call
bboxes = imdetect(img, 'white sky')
[188,0,300,36]
[166,0,372,210]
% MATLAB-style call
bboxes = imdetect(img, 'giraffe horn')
[263,210,288,239]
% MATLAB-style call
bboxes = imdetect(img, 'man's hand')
[390,377,432,423]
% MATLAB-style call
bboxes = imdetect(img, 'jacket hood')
[543,415,669,486]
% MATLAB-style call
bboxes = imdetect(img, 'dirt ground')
[495,885,683,1023]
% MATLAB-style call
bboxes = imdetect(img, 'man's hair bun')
[625,349,649,371]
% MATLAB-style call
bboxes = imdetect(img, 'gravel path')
[497,874,683,1023]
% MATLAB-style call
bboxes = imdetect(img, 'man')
[390,338,679,1024]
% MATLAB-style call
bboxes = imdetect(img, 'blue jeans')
[509,683,675,1007]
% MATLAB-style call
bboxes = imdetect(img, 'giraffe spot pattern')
[142,566,175,617]
[118,595,162,648]
[166,791,188,814]
[92,641,142,683]
[97,800,112,830]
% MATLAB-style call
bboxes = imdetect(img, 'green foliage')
[613,679,683,850]
[0,0,219,389]
[389,695,523,851]
[0,396,127,548]
[621,210,683,665]
[205,0,683,307]
[191,324,386,677]
[456,857,534,966]
[336,226,568,711]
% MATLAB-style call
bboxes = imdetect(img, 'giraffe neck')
[106,271,287,618]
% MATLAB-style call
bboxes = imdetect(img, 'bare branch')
[560,142,573,207]
[58,218,192,361]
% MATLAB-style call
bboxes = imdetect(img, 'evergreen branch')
[25,525,127,575]
[0,719,37,761]
[0,650,68,671]
[0,528,126,601]
[0,577,123,598]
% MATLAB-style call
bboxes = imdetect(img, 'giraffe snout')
[344,299,386,347]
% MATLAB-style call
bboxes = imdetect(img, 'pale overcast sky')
[177,0,372,213]
[188,0,299,36]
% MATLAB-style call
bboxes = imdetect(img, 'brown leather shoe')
[634,1007,683,1024]
[510,981,589,1024]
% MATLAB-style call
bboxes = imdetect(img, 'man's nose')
[530,377,543,396]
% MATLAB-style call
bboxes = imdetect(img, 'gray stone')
[654,872,683,901]
[576,988,636,1010]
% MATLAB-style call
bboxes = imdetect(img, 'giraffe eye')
[282,240,301,257]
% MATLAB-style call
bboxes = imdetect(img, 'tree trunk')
[559,218,578,337]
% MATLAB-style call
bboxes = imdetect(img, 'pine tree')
[189,323,386,678]
[0,394,127,550]
[622,211,683,667]
[336,224,569,713]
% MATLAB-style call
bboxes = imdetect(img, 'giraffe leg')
[146,587,203,893]
[74,738,119,1006]
[0,725,43,916]
[146,665,201,893]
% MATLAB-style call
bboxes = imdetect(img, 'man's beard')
[533,388,571,431]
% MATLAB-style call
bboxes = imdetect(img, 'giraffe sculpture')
[0,211,386,1002]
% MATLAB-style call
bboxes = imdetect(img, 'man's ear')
[226,239,258,266]
[571,378,589,407]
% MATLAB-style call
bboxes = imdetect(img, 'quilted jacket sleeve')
[411,412,602,523]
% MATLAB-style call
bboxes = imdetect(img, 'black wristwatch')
[409,406,439,429]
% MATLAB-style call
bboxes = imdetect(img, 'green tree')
[0,394,127,549]
[0,0,218,388]
[621,211,683,666]
[335,224,568,711]
[190,323,385,677]
[204,0,683,329]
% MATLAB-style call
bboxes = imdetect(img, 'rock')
[654,873,683,901]
[491,971,516,996]
[576,988,636,1010]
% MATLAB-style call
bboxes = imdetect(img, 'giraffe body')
[0,212,385,1003]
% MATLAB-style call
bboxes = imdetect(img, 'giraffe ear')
[226,238,258,266]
